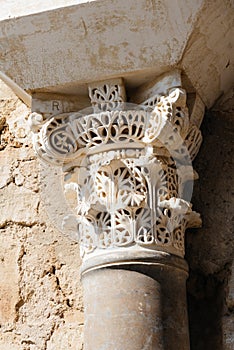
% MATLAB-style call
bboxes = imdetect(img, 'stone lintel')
[1,0,233,108]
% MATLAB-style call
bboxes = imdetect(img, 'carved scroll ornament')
[30,78,203,260]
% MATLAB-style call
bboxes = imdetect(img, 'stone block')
[0,233,20,325]
[0,183,40,226]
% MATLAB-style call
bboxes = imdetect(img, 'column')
[29,71,204,350]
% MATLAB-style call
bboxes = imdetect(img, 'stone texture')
[0,154,12,188]
[0,183,40,226]
[83,264,189,350]
[1,0,233,107]
[0,0,94,21]
[226,262,234,311]
[0,79,84,349]
[0,232,20,325]
[186,110,234,276]
[0,0,202,90]
[223,316,234,350]
[186,108,234,350]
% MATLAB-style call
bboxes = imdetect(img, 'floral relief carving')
[30,77,204,259]
[63,153,198,257]
[96,212,112,249]
[88,78,126,111]
[135,207,154,245]
[73,110,146,148]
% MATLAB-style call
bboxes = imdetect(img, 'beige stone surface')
[0,0,233,107]
[0,334,21,350]
[0,0,95,20]
[0,232,20,324]
[0,79,83,349]
[0,184,40,226]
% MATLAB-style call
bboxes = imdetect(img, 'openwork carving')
[62,151,200,258]
[185,125,202,161]
[88,78,126,111]
[30,75,204,260]
[73,110,146,148]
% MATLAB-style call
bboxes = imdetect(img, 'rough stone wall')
[186,108,234,350]
[0,80,84,349]
[223,261,234,350]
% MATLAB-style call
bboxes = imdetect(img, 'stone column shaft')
[83,259,190,350]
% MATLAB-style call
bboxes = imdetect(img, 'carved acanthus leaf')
[30,77,204,260]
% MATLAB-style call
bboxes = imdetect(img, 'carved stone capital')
[30,71,204,270]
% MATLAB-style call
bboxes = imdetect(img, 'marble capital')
[29,71,204,273]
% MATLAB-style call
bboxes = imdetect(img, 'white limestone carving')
[88,78,126,111]
[30,75,203,259]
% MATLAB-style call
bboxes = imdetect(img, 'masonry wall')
[0,79,233,349]
[186,107,234,350]
[0,80,84,350]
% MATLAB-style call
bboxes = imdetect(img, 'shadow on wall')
[186,109,234,350]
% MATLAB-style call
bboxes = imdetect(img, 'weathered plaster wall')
[0,80,83,349]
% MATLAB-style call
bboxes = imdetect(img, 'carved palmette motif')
[88,78,126,111]
[64,152,199,258]
[73,110,146,148]
[30,78,203,259]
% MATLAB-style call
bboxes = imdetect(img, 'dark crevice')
[186,109,234,350]
[187,271,225,350]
